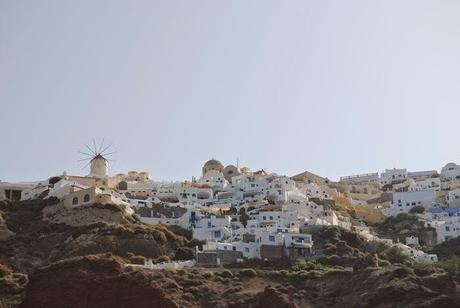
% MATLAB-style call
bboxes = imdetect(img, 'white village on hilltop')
[2,145,460,267]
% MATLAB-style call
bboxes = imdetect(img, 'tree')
[239,208,249,228]
[409,206,425,214]
[383,246,413,266]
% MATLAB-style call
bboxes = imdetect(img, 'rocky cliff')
[0,199,458,308]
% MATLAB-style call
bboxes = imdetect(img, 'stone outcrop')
[0,212,14,240]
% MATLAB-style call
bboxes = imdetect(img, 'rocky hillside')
[373,213,437,248]
[20,253,459,308]
[0,199,200,307]
[0,199,459,307]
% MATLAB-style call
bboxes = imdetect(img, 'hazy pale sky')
[1,1,460,182]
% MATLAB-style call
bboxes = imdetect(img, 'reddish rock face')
[19,254,459,308]
[21,255,179,308]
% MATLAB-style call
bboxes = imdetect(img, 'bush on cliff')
[382,246,413,266]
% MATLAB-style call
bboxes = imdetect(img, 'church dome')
[203,159,224,175]
[223,165,240,181]
[204,159,223,168]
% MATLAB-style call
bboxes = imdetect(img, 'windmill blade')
[85,144,96,156]
[92,138,98,154]
[101,143,112,155]
[77,157,92,162]
[81,161,91,170]
[98,138,105,154]
[78,151,93,157]
[103,151,116,156]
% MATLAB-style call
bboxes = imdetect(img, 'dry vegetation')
[333,196,385,224]
[19,253,459,308]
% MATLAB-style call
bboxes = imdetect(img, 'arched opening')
[117,181,128,190]
[72,197,78,205]
[83,194,90,202]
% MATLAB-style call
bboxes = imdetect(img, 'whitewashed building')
[441,162,460,181]
[446,189,460,206]
[340,173,379,184]
[381,168,408,185]
[389,189,437,215]
[424,207,460,243]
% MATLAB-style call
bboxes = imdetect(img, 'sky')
[1,1,460,182]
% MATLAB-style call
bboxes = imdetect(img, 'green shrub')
[382,246,413,266]
[378,260,391,267]
[151,229,167,244]
[311,226,341,246]
[435,256,460,282]
[202,271,214,279]
[376,213,421,235]
[291,260,337,273]
[166,225,193,240]
[129,255,146,265]
[238,268,257,278]
[173,247,194,261]
[431,237,460,259]
[409,206,425,214]
[305,270,323,279]
[218,270,233,278]
[264,270,283,279]
[154,255,170,264]
[292,261,317,272]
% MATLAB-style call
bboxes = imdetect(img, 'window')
[214,230,221,238]
[269,235,275,242]
[263,216,266,220]
[72,197,78,205]
[83,194,90,202]
[446,226,450,232]
[245,247,250,253]
[269,216,273,220]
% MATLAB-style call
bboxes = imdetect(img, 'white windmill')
[78,139,115,179]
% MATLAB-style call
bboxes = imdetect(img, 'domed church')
[202,159,224,177]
